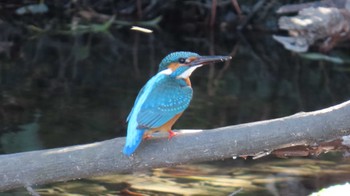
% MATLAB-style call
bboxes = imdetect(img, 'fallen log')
[274,6,350,52]
[1,100,350,191]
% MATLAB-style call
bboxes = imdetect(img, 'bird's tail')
[123,128,145,156]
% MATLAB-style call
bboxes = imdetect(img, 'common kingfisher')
[123,51,232,156]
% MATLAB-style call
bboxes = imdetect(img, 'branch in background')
[274,5,350,52]
[276,0,349,14]
[210,0,217,27]
[237,0,266,30]
[1,100,350,191]
[231,0,242,18]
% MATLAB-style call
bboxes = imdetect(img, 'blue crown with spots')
[158,51,199,72]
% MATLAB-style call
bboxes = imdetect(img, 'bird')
[123,51,232,156]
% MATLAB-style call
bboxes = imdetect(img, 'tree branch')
[1,100,350,191]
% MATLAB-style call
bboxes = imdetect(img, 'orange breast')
[184,78,191,86]
[145,112,183,135]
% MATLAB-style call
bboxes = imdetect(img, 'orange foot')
[168,130,177,140]
[143,134,153,140]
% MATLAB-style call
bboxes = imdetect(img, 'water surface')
[1,18,350,195]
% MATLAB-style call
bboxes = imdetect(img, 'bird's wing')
[126,86,146,122]
[136,79,193,129]
[126,73,167,122]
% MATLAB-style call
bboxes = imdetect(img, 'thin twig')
[237,0,266,30]
[210,0,217,27]
[231,0,242,17]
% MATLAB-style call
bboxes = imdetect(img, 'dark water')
[1,20,350,195]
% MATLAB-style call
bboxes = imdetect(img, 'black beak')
[189,55,232,67]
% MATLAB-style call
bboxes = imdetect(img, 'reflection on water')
[1,15,350,195]
[6,156,350,195]
[1,110,43,153]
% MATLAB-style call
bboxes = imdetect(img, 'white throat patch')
[159,68,173,75]
[177,64,202,79]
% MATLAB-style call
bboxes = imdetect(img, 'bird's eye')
[178,58,186,64]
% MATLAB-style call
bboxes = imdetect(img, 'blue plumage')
[123,69,192,156]
[158,51,199,72]
[137,76,192,129]
[123,51,231,156]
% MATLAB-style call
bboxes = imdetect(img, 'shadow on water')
[1,3,350,195]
